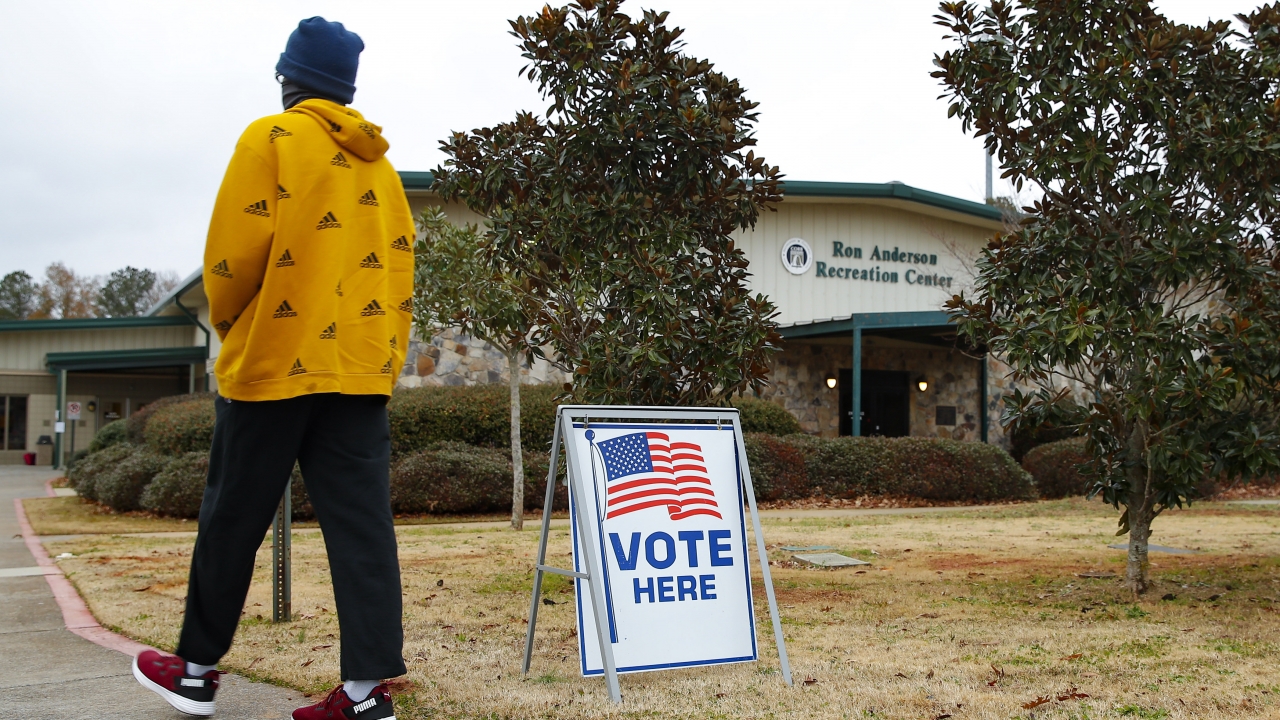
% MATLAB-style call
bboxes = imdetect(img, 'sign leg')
[569,454,622,703]
[272,478,292,623]
[733,426,793,686]
[523,417,564,675]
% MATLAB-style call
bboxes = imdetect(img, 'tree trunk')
[508,350,525,531]
[1123,424,1154,595]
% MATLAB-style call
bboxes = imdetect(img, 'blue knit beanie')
[276,17,364,105]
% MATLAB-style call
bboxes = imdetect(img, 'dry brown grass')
[47,498,1280,719]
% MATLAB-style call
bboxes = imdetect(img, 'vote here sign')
[568,422,757,676]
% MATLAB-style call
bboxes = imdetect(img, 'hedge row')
[745,434,1036,503]
[386,386,801,454]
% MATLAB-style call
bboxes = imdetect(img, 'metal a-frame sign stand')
[521,405,792,703]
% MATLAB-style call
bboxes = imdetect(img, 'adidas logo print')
[358,190,379,206]
[381,359,394,375]
[319,322,336,339]
[361,299,386,316]
[277,184,290,200]
[397,297,413,312]
[316,212,341,230]
[352,697,378,714]
[243,199,270,217]
[360,252,383,269]
[268,125,292,142]
[335,280,343,297]
[327,120,342,133]
[288,359,307,376]
[331,152,352,168]
[210,260,233,278]
[358,122,376,139]
[273,300,298,318]
[214,320,232,332]
[390,235,411,252]
[390,335,398,350]
[276,249,295,267]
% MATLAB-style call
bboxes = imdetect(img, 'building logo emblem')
[780,237,812,275]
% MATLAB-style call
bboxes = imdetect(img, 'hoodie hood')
[286,98,389,162]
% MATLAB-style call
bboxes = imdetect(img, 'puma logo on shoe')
[352,697,378,713]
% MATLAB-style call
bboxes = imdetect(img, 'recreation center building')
[0,173,1010,467]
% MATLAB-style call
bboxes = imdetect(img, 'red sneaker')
[293,684,394,719]
[131,649,219,716]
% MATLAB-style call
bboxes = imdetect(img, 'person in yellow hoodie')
[133,18,411,720]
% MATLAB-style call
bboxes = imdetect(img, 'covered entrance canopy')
[778,311,988,441]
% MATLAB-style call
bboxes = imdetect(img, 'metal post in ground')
[272,478,292,623]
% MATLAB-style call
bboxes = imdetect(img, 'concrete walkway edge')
[13,496,154,657]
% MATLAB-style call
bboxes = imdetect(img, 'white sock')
[186,662,216,677]
[343,679,380,702]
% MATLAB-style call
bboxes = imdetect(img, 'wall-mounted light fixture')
[916,376,929,393]
[825,375,837,389]
[86,400,97,413]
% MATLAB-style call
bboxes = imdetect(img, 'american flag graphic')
[596,432,722,521]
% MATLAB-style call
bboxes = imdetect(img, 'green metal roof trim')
[778,311,953,339]
[0,316,193,333]
[46,346,208,372]
[396,172,1001,222]
[778,181,1003,221]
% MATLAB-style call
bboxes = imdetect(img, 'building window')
[3,396,28,450]
[935,405,957,427]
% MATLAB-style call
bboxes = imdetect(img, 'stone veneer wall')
[757,340,1014,448]
[395,327,568,389]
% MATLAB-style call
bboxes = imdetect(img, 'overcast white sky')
[0,0,1256,279]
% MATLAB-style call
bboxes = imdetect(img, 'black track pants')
[175,393,406,681]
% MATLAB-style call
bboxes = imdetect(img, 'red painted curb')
[13,497,154,657]
[44,478,56,497]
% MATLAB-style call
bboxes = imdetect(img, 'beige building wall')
[0,326,195,372]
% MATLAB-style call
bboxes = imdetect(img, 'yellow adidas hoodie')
[204,99,413,401]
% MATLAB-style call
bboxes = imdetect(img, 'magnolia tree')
[935,0,1280,593]
[413,207,539,530]
[432,0,783,406]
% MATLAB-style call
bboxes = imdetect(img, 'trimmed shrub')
[96,449,170,512]
[1021,437,1091,498]
[391,442,512,514]
[145,395,216,456]
[743,434,1036,503]
[389,443,562,515]
[68,442,136,501]
[743,433,813,500]
[1008,414,1081,461]
[87,420,128,453]
[126,393,215,445]
[290,464,314,521]
[141,451,208,518]
[388,384,562,455]
[732,397,803,435]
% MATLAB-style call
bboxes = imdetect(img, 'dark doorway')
[838,369,853,436]
[860,370,910,437]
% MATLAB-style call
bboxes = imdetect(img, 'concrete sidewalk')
[0,465,304,720]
